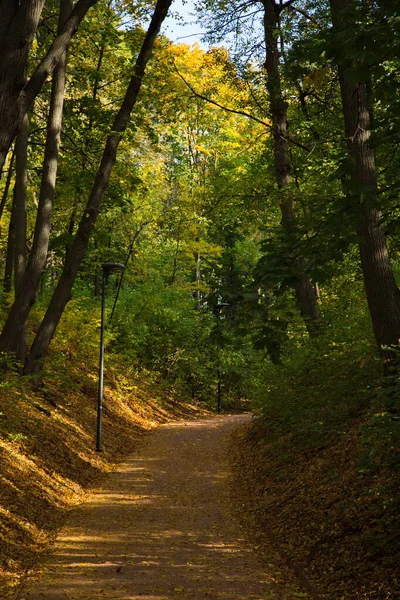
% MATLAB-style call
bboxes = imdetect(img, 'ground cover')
[19,415,311,600]
[228,415,399,600]
[0,348,206,598]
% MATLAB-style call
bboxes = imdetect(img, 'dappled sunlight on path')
[22,415,284,600]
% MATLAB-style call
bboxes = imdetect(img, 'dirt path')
[20,415,307,600]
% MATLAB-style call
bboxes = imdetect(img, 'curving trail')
[22,414,306,600]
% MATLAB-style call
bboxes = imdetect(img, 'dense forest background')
[0,0,399,598]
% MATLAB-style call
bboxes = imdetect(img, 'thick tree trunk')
[0,1,45,175]
[330,0,400,355]
[0,0,97,176]
[24,0,173,374]
[0,0,73,360]
[262,0,322,336]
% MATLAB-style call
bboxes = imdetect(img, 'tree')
[261,0,322,336]
[0,0,98,175]
[193,0,323,335]
[24,0,173,373]
[0,0,73,360]
[329,0,400,361]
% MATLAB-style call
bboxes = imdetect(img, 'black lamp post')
[96,262,125,452]
[214,302,229,415]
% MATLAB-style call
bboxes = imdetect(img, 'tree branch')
[22,0,99,114]
[108,222,149,324]
[174,65,311,152]
[281,0,297,11]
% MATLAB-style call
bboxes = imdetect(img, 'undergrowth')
[235,323,400,599]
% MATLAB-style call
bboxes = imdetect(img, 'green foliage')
[111,280,214,399]
[249,267,378,451]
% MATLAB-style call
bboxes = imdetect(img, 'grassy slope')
[0,346,207,598]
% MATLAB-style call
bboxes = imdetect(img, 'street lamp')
[214,302,229,415]
[96,262,125,452]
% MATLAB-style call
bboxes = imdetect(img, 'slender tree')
[12,112,29,361]
[24,0,173,374]
[0,0,73,359]
[260,0,322,336]
[0,147,15,221]
[3,191,16,294]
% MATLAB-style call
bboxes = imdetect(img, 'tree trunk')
[262,0,322,336]
[0,0,97,176]
[24,0,173,374]
[9,111,29,361]
[0,146,15,222]
[8,113,29,360]
[13,112,29,295]
[193,242,201,304]
[0,1,45,176]
[330,0,400,356]
[3,189,16,294]
[0,0,73,360]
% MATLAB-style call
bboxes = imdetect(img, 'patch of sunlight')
[0,505,48,542]
[148,529,185,540]
[90,492,156,506]
[0,474,21,493]
[125,596,169,600]
[0,439,83,509]
[52,411,92,441]
[66,560,123,568]
[197,541,240,553]
[59,534,129,544]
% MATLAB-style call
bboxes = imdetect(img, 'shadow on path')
[21,415,285,600]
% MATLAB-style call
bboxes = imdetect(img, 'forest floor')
[16,414,315,600]
[228,418,399,600]
[0,357,209,598]
[1,352,397,600]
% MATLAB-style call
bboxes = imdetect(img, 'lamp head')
[214,302,230,316]
[101,262,125,275]
[215,302,230,310]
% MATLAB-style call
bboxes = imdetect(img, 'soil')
[17,414,313,600]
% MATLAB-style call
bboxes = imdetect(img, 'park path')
[21,414,304,600]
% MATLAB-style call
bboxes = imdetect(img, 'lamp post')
[214,302,229,415]
[96,262,125,452]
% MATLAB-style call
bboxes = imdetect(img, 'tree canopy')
[0,1,399,598]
